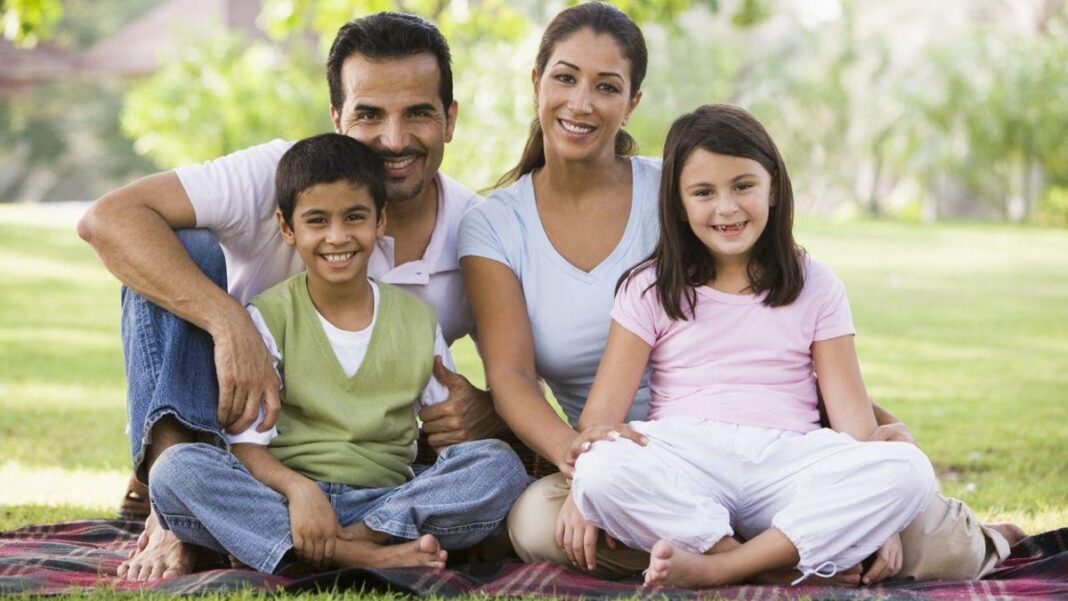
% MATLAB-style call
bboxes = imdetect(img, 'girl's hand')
[862,533,903,584]
[555,492,603,571]
[867,423,916,446]
[561,423,648,476]
[287,481,343,569]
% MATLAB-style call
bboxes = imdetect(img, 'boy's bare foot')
[117,510,196,581]
[987,522,1027,546]
[334,534,447,570]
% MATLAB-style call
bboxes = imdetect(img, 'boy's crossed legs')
[148,439,527,574]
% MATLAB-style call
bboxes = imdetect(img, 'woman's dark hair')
[620,104,804,320]
[495,2,648,187]
[327,12,453,114]
[275,133,387,226]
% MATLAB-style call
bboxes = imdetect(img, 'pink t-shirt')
[611,257,855,433]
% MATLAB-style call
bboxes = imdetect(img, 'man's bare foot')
[987,522,1027,546]
[116,510,196,581]
[333,534,447,570]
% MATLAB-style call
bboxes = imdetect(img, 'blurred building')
[0,0,262,96]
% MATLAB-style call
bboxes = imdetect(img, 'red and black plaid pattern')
[3,520,1067,598]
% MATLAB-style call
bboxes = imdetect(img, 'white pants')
[571,417,936,575]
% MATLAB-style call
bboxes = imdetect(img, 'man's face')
[331,53,457,206]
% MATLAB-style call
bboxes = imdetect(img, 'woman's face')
[534,28,642,165]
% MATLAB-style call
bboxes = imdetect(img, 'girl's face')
[533,28,642,164]
[678,148,772,269]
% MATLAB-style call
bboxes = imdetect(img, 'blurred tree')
[1,0,62,46]
[119,0,767,188]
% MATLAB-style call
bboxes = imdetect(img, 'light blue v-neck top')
[459,156,660,426]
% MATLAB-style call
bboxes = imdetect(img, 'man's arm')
[78,172,279,432]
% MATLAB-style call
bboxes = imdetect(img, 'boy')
[147,134,527,574]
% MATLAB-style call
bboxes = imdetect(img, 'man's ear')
[330,105,342,133]
[376,205,388,238]
[444,100,458,143]
[276,209,296,246]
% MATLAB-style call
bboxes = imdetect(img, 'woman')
[459,0,1017,583]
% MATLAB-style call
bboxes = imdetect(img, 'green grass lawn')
[1,206,1066,536]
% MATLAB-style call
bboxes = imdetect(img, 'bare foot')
[334,534,447,570]
[117,510,196,581]
[987,522,1027,546]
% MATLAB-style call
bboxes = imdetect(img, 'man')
[78,12,505,581]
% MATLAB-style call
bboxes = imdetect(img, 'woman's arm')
[461,256,577,468]
[812,334,878,440]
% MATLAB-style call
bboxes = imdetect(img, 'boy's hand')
[286,481,344,569]
[419,356,504,449]
[561,424,647,477]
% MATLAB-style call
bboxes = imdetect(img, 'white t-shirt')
[226,281,454,446]
[175,139,480,344]
[458,156,661,426]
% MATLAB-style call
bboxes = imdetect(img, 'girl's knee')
[571,441,644,508]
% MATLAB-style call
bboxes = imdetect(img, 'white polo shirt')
[176,139,479,344]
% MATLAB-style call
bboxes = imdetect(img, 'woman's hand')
[863,532,903,584]
[555,492,605,571]
[287,481,344,569]
[561,423,648,477]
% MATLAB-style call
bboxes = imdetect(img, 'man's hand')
[863,533,903,584]
[212,310,280,434]
[418,356,504,449]
[286,481,350,569]
[868,423,915,446]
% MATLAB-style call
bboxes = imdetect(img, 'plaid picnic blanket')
[2,519,1066,598]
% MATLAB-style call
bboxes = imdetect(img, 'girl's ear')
[276,209,296,246]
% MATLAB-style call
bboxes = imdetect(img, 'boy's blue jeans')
[122,229,228,483]
[149,439,528,574]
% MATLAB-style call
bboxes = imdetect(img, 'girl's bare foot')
[334,534,447,570]
[987,522,1027,546]
[117,510,196,581]
[644,540,727,589]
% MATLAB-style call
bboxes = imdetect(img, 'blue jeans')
[148,439,530,573]
[122,229,227,482]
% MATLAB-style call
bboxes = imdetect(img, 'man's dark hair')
[327,12,453,114]
[275,133,387,226]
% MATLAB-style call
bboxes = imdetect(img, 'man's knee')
[175,229,226,287]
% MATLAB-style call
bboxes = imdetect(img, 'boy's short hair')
[275,133,387,226]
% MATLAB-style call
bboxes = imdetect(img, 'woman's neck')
[536,147,630,204]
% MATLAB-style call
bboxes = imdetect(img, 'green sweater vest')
[251,274,435,488]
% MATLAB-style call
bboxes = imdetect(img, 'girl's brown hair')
[621,104,805,320]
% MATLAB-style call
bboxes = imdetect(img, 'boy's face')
[276,181,385,288]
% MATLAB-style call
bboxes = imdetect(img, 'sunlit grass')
[1,206,1065,537]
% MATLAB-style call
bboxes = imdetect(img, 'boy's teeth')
[561,120,594,134]
[323,252,354,264]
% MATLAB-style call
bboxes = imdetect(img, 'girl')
[568,104,937,588]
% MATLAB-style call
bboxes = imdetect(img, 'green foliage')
[122,32,332,168]
[0,0,61,46]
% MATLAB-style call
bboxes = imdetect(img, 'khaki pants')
[509,473,1010,581]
